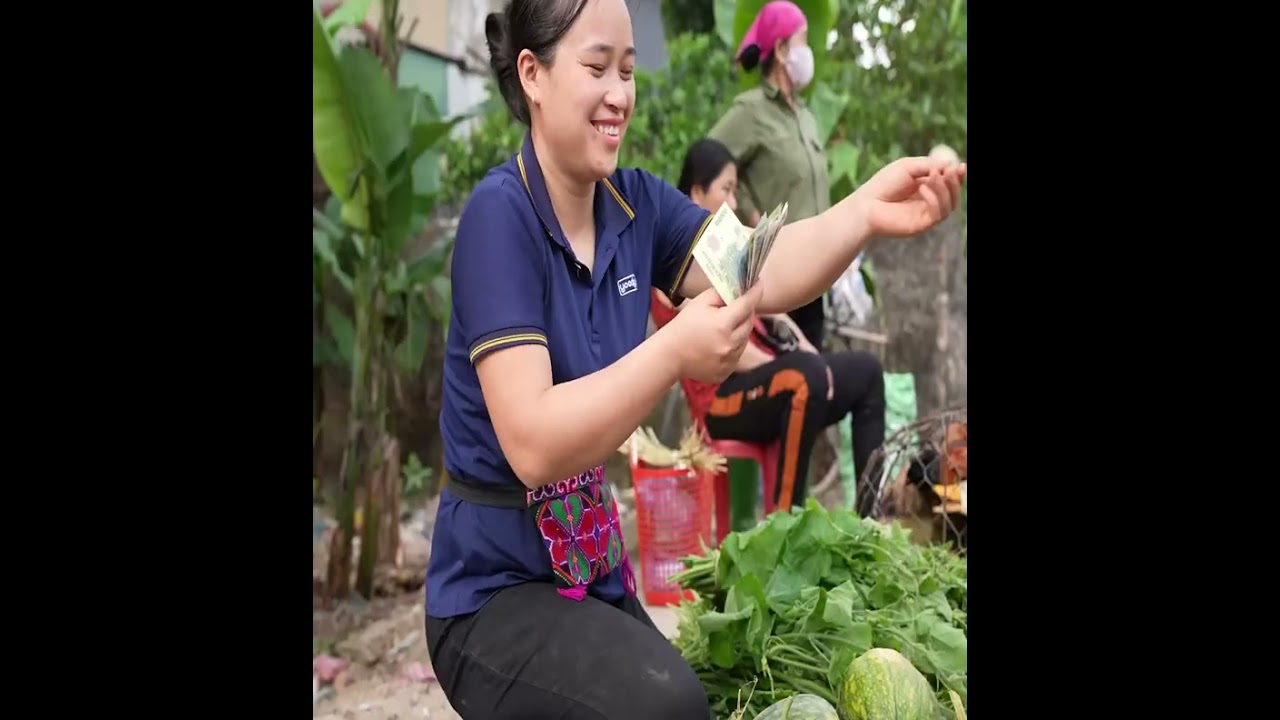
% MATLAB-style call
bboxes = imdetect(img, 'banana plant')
[312,0,462,600]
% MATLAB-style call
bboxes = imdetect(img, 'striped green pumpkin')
[754,693,840,720]
[837,648,937,720]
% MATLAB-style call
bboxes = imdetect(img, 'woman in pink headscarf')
[709,0,833,350]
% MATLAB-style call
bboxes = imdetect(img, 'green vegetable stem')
[669,500,967,718]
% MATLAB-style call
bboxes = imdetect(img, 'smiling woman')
[425,0,965,716]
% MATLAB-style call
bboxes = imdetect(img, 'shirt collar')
[761,79,803,110]
[515,133,634,253]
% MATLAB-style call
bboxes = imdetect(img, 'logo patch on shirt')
[616,273,638,297]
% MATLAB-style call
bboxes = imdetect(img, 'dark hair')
[737,44,778,76]
[677,138,737,196]
[485,0,591,125]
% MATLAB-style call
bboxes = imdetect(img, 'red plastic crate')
[628,446,715,606]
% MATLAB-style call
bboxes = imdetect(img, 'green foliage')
[441,33,740,203]
[662,0,717,38]
[825,0,967,189]
[618,32,739,184]
[322,0,373,33]
[313,9,369,229]
[312,3,462,377]
[439,88,525,207]
[671,500,967,719]
[312,0,462,598]
[712,0,737,48]
[401,452,434,495]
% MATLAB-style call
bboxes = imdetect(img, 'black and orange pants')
[704,350,885,513]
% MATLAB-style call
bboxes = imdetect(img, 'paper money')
[692,203,751,303]
[692,201,789,303]
[746,202,787,291]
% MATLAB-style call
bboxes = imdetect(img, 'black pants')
[426,582,711,719]
[786,297,826,350]
[704,350,885,513]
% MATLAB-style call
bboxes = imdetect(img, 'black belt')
[446,473,529,510]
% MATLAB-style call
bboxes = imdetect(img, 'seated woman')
[676,138,887,513]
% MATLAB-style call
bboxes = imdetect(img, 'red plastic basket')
[628,442,715,606]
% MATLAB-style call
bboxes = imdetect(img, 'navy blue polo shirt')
[426,135,713,618]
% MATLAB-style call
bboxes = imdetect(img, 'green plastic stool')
[838,372,918,511]
[728,457,759,532]
[727,456,813,531]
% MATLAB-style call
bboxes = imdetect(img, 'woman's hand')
[702,156,964,317]
[854,157,967,238]
[665,284,764,383]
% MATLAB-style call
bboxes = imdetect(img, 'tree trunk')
[325,523,351,603]
[373,435,401,567]
[356,438,384,599]
[333,262,377,602]
[317,270,354,503]
[373,435,399,563]
[314,153,335,502]
[864,212,967,416]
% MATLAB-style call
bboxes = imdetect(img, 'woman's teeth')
[592,123,619,137]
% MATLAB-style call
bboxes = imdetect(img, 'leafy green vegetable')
[669,500,967,719]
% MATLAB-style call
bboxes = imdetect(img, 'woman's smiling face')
[523,0,637,182]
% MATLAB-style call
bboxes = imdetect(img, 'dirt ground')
[313,495,679,719]
[313,592,679,719]
[313,592,458,719]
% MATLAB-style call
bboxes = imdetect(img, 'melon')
[836,648,937,720]
[754,693,840,720]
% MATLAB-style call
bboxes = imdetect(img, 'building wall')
[446,0,502,135]
[398,47,449,108]
[630,0,669,69]
[365,0,451,56]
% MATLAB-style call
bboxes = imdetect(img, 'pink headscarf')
[736,1,808,65]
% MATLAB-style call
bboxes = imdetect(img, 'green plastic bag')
[839,372,917,509]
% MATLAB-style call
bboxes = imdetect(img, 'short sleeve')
[645,172,713,301]
[708,100,763,221]
[451,179,549,364]
[708,99,762,167]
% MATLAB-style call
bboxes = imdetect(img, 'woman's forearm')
[754,192,871,315]
[508,330,684,488]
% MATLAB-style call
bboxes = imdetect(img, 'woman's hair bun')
[484,10,530,125]
[484,12,509,69]
[738,44,762,71]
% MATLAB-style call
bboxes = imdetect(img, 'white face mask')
[783,44,814,90]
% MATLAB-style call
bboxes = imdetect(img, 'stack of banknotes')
[692,202,789,303]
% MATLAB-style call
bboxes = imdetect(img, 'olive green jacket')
[708,81,830,225]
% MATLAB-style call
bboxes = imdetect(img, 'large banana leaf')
[714,0,737,47]
[807,81,850,147]
[341,49,409,176]
[322,0,373,32]
[324,304,356,367]
[396,292,430,374]
[312,4,369,230]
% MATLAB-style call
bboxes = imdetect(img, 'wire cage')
[857,407,967,554]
